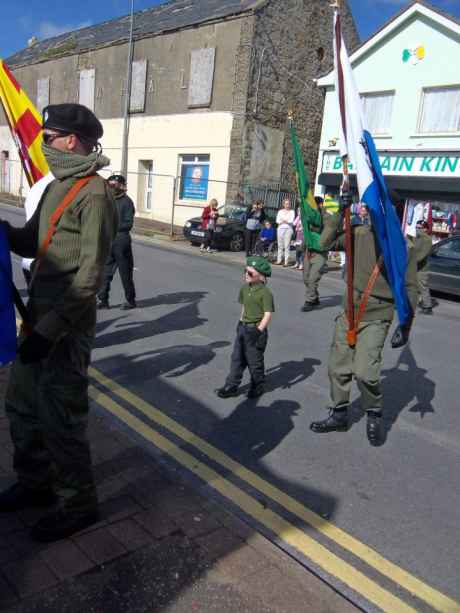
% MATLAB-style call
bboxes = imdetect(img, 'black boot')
[420,306,433,315]
[30,509,100,543]
[121,301,137,310]
[216,385,239,398]
[310,408,348,433]
[97,300,110,310]
[0,483,56,512]
[366,411,383,446]
[247,384,264,399]
[301,299,320,312]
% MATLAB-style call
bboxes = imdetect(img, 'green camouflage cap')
[246,256,272,278]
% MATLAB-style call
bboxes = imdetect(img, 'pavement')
[1,202,460,613]
[0,372,355,613]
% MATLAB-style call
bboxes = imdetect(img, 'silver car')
[428,235,460,297]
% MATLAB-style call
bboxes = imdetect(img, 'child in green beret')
[217,256,275,399]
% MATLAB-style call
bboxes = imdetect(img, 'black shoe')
[121,301,137,310]
[97,300,110,310]
[367,412,383,446]
[301,299,319,312]
[420,307,433,315]
[247,384,264,399]
[216,385,239,399]
[310,409,348,433]
[0,483,56,512]
[31,509,100,543]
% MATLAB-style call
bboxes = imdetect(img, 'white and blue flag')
[333,10,412,327]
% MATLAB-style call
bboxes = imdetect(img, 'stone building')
[0,0,359,226]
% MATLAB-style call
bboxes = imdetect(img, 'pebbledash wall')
[0,0,359,228]
[315,2,460,212]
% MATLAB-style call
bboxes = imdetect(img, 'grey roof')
[7,0,264,67]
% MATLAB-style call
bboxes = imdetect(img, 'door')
[144,162,153,212]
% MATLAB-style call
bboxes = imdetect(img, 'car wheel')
[229,232,245,252]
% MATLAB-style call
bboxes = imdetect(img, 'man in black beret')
[97,174,137,310]
[0,103,118,541]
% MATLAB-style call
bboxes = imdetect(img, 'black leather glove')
[391,324,411,349]
[18,331,53,364]
[339,191,353,211]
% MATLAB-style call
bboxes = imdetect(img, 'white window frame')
[416,85,460,135]
[130,60,147,113]
[360,90,395,136]
[36,77,50,113]
[177,154,210,202]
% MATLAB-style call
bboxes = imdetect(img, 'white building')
[315,1,460,238]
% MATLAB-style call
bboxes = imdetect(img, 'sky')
[1,0,460,59]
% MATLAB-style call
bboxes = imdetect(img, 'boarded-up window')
[36,78,49,113]
[188,48,215,108]
[130,60,147,113]
[79,69,95,110]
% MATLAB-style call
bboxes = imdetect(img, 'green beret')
[246,256,272,278]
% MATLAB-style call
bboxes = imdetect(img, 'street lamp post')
[120,0,135,177]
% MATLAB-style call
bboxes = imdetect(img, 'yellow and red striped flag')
[0,60,49,187]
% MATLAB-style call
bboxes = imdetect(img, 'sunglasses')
[42,131,70,145]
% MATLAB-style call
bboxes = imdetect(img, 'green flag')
[289,122,323,251]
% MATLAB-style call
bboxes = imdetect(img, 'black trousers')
[98,233,136,304]
[204,229,215,249]
[226,322,268,388]
[245,230,258,255]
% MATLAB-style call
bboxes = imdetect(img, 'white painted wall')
[0,111,234,228]
[315,8,460,192]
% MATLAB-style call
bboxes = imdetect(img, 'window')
[418,86,460,133]
[361,91,394,135]
[178,154,210,201]
[79,69,95,110]
[138,160,153,211]
[436,239,460,260]
[36,78,49,113]
[188,48,216,108]
[130,60,147,113]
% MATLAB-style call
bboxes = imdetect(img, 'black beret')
[42,103,103,142]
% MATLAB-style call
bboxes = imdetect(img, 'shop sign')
[322,151,460,177]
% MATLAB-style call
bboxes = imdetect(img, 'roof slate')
[7,0,262,67]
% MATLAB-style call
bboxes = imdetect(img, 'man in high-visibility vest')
[0,104,117,542]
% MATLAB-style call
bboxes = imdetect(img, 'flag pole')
[332,0,355,347]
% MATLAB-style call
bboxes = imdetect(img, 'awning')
[318,173,460,200]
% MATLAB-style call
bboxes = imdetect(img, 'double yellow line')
[88,366,460,613]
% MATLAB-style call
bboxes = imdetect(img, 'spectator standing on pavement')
[292,209,305,270]
[0,103,118,541]
[21,172,54,287]
[97,174,137,310]
[254,220,276,256]
[302,197,327,311]
[412,220,434,315]
[276,199,295,267]
[200,198,219,253]
[309,193,418,446]
[217,256,274,400]
[245,200,266,256]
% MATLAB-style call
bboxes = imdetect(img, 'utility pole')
[120,0,135,177]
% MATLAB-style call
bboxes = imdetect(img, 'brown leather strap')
[29,176,96,290]
[347,255,384,347]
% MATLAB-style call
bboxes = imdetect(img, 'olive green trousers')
[5,331,98,514]
[303,252,327,304]
[328,312,391,413]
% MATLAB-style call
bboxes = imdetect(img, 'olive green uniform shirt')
[320,213,418,321]
[239,283,275,324]
[7,175,118,340]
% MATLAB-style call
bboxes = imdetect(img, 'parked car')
[428,235,460,297]
[183,205,246,252]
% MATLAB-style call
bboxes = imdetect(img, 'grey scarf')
[42,144,110,180]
